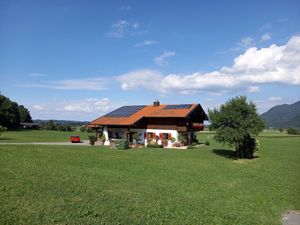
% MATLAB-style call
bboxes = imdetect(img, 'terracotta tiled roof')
[89,104,205,126]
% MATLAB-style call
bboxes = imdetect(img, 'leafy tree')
[18,105,32,123]
[209,96,265,159]
[0,94,20,128]
[287,128,299,135]
[45,120,57,130]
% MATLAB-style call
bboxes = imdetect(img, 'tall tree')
[18,105,33,123]
[209,96,265,158]
[0,95,20,128]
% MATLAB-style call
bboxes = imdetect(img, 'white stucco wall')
[103,127,179,147]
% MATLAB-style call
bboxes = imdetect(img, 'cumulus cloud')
[119,36,300,94]
[261,33,271,42]
[118,69,163,91]
[135,40,159,47]
[63,98,110,113]
[107,20,140,38]
[154,50,176,66]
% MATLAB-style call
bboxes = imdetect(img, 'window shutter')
[152,133,156,139]
[144,132,147,139]
[159,133,162,140]
[168,133,171,140]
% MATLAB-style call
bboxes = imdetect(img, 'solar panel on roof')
[105,105,145,117]
[164,104,192,109]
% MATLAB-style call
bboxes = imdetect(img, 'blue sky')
[0,0,299,121]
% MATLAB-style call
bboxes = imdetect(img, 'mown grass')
[0,132,299,224]
[0,130,90,142]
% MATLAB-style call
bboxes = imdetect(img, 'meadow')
[0,130,299,224]
[0,129,90,142]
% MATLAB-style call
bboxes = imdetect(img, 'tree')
[18,105,32,123]
[0,94,20,128]
[209,96,265,159]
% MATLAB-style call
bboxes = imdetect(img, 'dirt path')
[0,140,103,146]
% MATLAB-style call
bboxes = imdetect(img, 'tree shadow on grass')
[0,137,15,141]
[212,149,237,159]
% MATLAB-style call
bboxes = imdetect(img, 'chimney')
[153,99,160,106]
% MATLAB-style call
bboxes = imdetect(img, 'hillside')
[261,100,300,129]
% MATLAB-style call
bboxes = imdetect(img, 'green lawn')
[0,129,90,142]
[0,132,299,224]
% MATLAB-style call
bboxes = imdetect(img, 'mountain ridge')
[261,100,300,129]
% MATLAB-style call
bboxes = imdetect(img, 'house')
[88,100,208,147]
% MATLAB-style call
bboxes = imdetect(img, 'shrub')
[116,138,129,150]
[178,134,187,145]
[147,143,163,148]
[170,137,176,143]
[0,125,7,136]
[278,128,284,133]
[287,128,299,135]
[88,135,96,145]
[187,145,194,149]
[99,135,106,143]
[205,140,210,145]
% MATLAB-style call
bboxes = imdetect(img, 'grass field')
[0,131,299,224]
[0,130,90,142]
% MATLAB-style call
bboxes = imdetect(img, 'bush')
[116,138,129,150]
[147,143,163,148]
[187,145,194,149]
[178,134,187,145]
[0,125,7,136]
[170,137,176,143]
[205,140,210,145]
[287,128,299,135]
[88,135,96,145]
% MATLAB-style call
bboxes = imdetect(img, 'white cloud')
[247,86,260,93]
[119,36,300,94]
[238,37,254,48]
[268,96,283,101]
[107,20,140,38]
[135,40,159,47]
[154,50,176,66]
[62,98,111,113]
[261,33,271,42]
[117,69,163,91]
[29,73,46,78]
[32,105,44,110]
[22,77,109,90]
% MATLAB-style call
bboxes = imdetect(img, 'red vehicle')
[70,135,81,143]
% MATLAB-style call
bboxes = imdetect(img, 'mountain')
[261,101,300,129]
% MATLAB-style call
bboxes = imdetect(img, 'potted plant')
[88,135,97,146]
